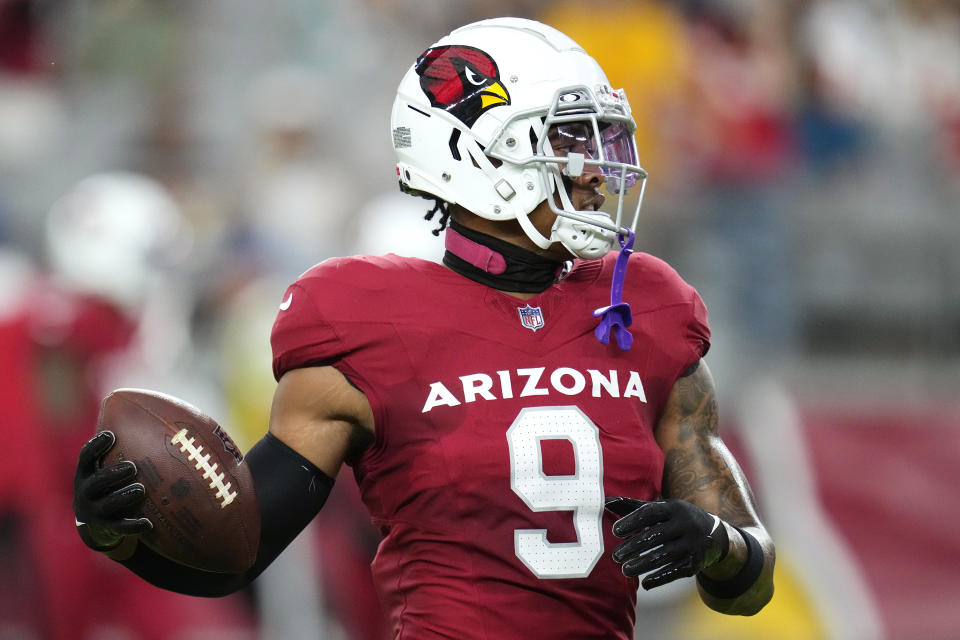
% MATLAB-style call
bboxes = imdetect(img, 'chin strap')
[592,230,634,350]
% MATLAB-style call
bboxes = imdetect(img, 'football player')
[74,18,774,639]
[14,173,252,638]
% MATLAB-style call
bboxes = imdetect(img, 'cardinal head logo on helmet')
[415,45,510,128]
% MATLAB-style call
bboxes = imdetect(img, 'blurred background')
[0,0,958,639]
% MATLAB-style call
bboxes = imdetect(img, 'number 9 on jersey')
[507,406,605,579]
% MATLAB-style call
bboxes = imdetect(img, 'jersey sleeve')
[684,287,711,365]
[626,251,710,375]
[270,281,343,381]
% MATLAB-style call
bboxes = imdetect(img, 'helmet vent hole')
[406,104,431,118]
[448,129,462,161]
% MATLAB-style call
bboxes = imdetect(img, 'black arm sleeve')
[119,432,334,597]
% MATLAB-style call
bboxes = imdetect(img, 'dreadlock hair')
[398,179,453,237]
[424,198,452,236]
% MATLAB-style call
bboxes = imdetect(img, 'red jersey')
[271,252,709,640]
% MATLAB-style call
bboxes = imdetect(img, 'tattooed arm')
[654,360,775,615]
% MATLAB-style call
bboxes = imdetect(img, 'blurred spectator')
[228,64,356,281]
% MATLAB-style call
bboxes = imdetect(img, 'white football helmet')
[45,172,190,310]
[391,17,647,259]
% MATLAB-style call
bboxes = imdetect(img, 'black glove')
[73,430,152,551]
[606,497,729,590]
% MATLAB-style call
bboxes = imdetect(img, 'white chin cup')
[551,212,615,260]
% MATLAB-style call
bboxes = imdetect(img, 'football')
[97,388,260,573]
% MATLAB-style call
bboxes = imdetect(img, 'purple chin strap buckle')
[593,231,634,350]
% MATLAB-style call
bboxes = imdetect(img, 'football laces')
[171,428,238,508]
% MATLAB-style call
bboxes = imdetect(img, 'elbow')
[749,581,775,615]
[734,580,775,616]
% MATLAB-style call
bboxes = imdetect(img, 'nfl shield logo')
[517,304,545,332]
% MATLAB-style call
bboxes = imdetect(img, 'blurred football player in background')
[0,172,255,639]
[73,18,774,639]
